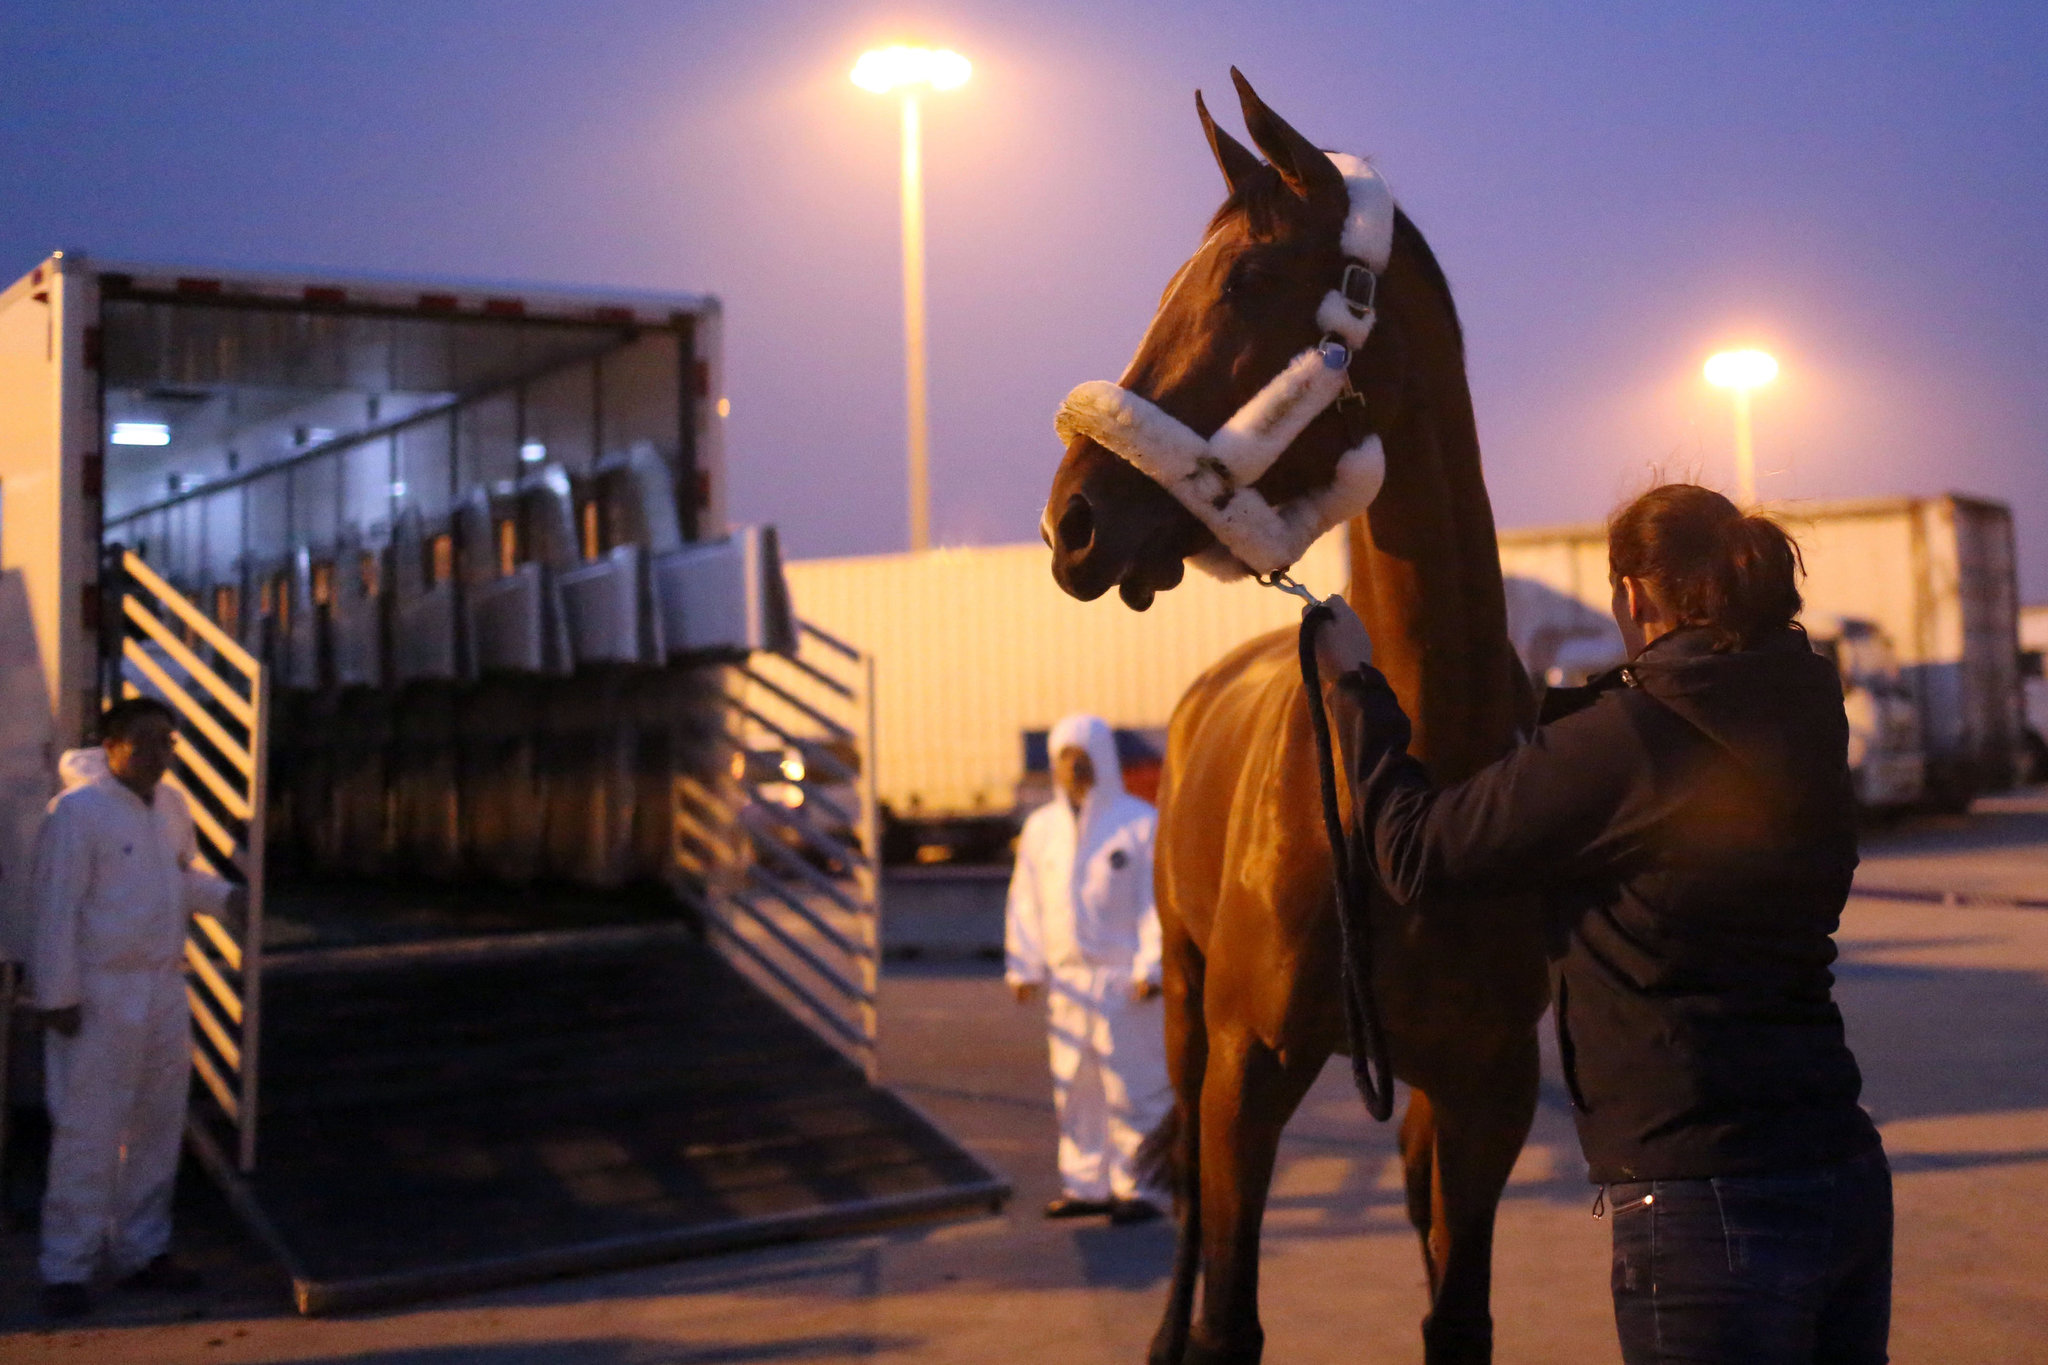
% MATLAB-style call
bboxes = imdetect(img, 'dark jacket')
[1339,624,1881,1183]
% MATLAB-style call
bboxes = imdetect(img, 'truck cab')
[1809,615,1926,809]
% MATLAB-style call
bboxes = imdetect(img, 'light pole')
[852,45,970,552]
[1703,348,1779,506]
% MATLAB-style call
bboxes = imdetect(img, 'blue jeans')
[1607,1147,1892,1364]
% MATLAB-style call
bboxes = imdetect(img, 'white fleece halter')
[1055,152,1395,579]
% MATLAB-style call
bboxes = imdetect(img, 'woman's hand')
[1313,595,1374,676]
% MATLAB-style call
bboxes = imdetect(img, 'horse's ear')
[1196,89,1261,195]
[1230,67,1343,205]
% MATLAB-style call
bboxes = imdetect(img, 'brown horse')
[1043,73,1550,1365]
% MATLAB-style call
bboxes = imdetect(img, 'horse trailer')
[0,253,1003,1311]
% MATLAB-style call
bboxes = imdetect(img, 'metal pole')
[0,960,14,1225]
[859,651,882,1082]
[238,662,269,1173]
[899,93,931,553]
[1732,386,1756,507]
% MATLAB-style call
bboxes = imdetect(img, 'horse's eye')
[1223,259,1275,300]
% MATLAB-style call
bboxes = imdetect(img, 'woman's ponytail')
[1608,484,1804,651]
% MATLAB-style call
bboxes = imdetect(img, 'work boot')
[40,1282,92,1320]
[1043,1195,1114,1219]
[119,1253,204,1292]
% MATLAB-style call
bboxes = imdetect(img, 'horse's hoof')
[1182,1331,1262,1365]
[1146,1331,1188,1365]
[1421,1311,1493,1365]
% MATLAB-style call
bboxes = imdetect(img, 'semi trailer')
[0,252,1001,1311]
[782,531,1348,859]
[1499,494,2026,810]
[788,494,2023,847]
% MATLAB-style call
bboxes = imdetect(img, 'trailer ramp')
[191,927,1005,1315]
[105,560,1004,1313]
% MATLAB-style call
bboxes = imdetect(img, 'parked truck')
[2020,603,2048,782]
[1499,494,2026,809]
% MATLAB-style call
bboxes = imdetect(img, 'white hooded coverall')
[1006,714,1170,1203]
[29,748,233,1284]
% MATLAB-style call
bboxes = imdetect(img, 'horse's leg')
[1399,1087,1442,1293]
[1184,1026,1329,1365]
[1145,920,1207,1365]
[1413,1030,1541,1365]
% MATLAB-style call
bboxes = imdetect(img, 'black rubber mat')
[203,935,1006,1312]
[261,878,686,952]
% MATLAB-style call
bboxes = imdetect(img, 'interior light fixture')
[520,441,547,463]
[111,421,171,446]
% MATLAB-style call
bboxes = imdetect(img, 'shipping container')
[1499,494,2025,807]
[783,532,1348,822]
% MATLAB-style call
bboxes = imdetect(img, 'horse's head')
[1045,70,1427,609]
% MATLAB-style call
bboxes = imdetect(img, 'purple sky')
[6,2,2045,592]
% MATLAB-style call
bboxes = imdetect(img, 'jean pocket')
[1709,1170,1834,1291]
[1608,1183,1655,1298]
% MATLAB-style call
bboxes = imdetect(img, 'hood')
[1048,713,1124,798]
[1626,626,1851,811]
[57,747,109,791]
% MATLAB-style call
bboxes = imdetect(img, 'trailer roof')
[11,251,716,327]
[1498,492,2012,546]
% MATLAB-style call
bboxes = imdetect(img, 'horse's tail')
[1135,1103,1187,1206]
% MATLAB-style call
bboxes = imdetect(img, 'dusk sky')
[7,1,2046,592]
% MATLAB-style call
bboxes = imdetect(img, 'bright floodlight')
[852,46,970,94]
[1704,349,1779,390]
[111,421,171,446]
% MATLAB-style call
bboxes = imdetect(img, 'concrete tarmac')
[3,801,2046,1363]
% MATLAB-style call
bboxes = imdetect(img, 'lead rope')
[1260,571,1396,1121]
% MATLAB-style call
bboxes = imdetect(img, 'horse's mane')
[1390,208,1464,359]
[1204,165,1295,241]
[1205,166,1464,359]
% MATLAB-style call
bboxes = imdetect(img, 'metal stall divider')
[678,617,884,1081]
[107,549,269,1172]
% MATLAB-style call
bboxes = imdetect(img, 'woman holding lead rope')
[1313,482,1891,1365]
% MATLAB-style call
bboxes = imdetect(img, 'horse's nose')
[1054,493,1096,559]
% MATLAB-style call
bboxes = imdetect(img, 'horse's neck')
[1347,327,1520,776]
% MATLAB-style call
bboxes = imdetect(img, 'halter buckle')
[1339,262,1378,317]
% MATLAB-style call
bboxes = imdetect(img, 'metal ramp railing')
[676,619,883,1079]
[109,549,269,1171]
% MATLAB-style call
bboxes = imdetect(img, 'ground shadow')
[1070,1219,1175,1290]
[282,1335,919,1364]
[1831,942,2048,1127]
[1859,798,2048,860]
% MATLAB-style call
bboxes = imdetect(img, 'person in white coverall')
[29,698,242,1318]
[1006,713,1170,1222]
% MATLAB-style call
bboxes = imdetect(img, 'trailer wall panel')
[782,534,1347,817]
[0,258,97,742]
